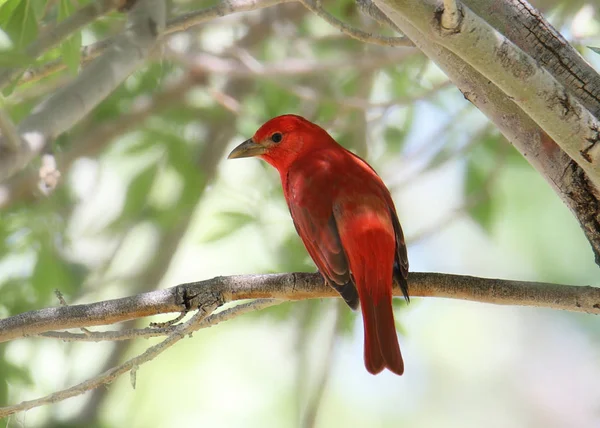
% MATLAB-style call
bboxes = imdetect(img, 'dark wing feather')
[390,207,410,302]
[289,203,359,310]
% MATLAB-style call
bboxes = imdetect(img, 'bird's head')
[228,114,334,171]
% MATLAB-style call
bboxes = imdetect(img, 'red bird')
[228,115,409,375]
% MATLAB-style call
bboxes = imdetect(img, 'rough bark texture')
[372,0,600,265]
[1,272,599,344]
[465,0,600,117]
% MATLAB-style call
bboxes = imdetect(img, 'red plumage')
[228,114,409,375]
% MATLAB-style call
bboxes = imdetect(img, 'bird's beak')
[227,138,266,159]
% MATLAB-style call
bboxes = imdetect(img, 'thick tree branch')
[0,271,597,416]
[374,0,600,188]
[0,0,166,183]
[369,0,600,264]
[1,272,598,344]
[464,0,600,118]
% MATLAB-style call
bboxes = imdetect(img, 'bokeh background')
[1,0,600,426]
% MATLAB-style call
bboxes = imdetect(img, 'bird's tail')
[333,200,404,375]
[360,289,404,375]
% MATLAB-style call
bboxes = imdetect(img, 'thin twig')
[355,0,403,33]
[298,0,412,47]
[38,299,279,342]
[0,303,218,419]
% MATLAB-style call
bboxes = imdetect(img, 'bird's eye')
[271,132,283,143]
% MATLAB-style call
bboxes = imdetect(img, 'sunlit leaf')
[31,244,78,301]
[198,211,256,243]
[109,164,159,229]
[0,48,33,66]
[464,156,494,231]
[0,0,38,50]
[384,125,408,153]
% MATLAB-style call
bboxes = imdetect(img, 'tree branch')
[297,0,412,47]
[0,302,219,419]
[1,272,598,345]
[0,272,596,417]
[0,0,118,89]
[464,0,600,118]
[374,0,600,188]
[369,0,600,264]
[0,0,166,183]
[18,0,415,88]
[0,74,195,208]
[38,299,278,342]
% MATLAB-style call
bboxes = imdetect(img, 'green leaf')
[0,0,38,50]
[0,48,33,66]
[384,126,407,153]
[58,0,82,75]
[120,164,158,219]
[464,155,494,231]
[588,46,600,55]
[31,244,78,301]
[198,211,255,243]
[0,0,21,30]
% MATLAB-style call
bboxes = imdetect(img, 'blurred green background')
[1,0,599,426]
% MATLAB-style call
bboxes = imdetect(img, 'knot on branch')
[434,0,464,35]
[177,279,226,313]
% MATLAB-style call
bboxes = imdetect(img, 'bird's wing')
[288,201,359,310]
[346,149,410,302]
[390,207,410,302]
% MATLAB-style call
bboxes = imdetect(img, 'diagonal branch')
[0,0,166,183]
[17,0,295,87]
[0,0,118,89]
[374,0,600,188]
[370,0,600,265]
[298,0,412,47]
[18,0,414,88]
[1,272,598,344]
[464,0,600,118]
[0,302,220,419]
